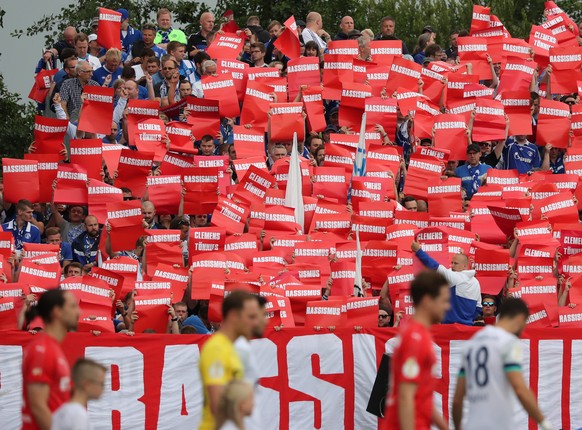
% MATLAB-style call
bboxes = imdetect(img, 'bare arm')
[452,375,466,429]
[432,407,448,430]
[27,383,51,430]
[397,382,417,430]
[506,371,546,424]
[207,385,224,416]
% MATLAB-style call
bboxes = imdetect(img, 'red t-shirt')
[21,333,71,430]
[383,319,436,430]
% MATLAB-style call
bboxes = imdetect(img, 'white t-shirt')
[51,402,90,430]
[301,28,327,50]
[218,420,240,430]
[458,325,523,430]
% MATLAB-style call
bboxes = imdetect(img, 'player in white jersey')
[452,298,552,430]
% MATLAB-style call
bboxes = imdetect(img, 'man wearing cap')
[455,143,491,199]
[333,16,355,41]
[118,9,142,54]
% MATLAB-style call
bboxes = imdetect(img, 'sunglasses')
[482,301,495,307]
[378,314,389,319]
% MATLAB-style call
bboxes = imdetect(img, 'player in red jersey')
[383,271,451,430]
[22,289,80,430]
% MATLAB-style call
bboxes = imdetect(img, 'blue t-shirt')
[2,220,41,250]
[60,242,73,264]
[121,26,143,53]
[455,163,491,198]
[93,66,123,86]
[501,138,541,173]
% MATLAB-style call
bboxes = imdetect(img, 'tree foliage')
[10,0,581,51]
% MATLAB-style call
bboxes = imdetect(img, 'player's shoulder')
[201,333,233,357]
[399,320,432,346]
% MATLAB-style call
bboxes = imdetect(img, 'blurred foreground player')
[382,271,451,430]
[452,298,552,430]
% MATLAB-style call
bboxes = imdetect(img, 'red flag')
[2,159,40,203]
[69,139,102,180]
[274,28,300,59]
[33,116,68,157]
[97,8,122,50]
[78,86,115,134]
[206,32,244,60]
[537,99,571,148]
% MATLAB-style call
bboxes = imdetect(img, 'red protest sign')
[133,294,172,334]
[312,167,349,204]
[287,57,321,101]
[160,151,194,175]
[87,179,122,224]
[29,69,57,103]
[458,37,492,80]
[78,86,115,134]
[216,58,248,102]
[269,103,305,142]
[549,46,582,94]
[126,100,159,147]
[470,4,490,33]
[144,229,183,276]
[403,154,443,200]
[165,121,194,154]
[19,256,61,289]
[33,116,68,157]
[535,192,578,223]
[240,80,273,128]
[182,167,221,214]
[302,87,326,133]
[115,149,154,198]
[386,56,422,93]
[433,114,467,160]
[537,99,571,148]
[529,25,557,59]
[101,143,124,174]
[97,8,122,50]
[69,139,102,180]
[151,264,189,300]
[233,126,265,159]
[146,175,182,215]
[487,205,522,237]
[427,178,463,216]
[201,73,240,118]
[256,76,288,104]
[53,164,88,205]
[472,99,506,141]
[322,54,353,100]
[274,27,300,59]
[474,246,510,295]
[501,90,533,136]
[88,266,125,302]
[106,200,144,253]
[206,32,244,60]
[233,165,275,203]
[189,227,225,256]
[370,40,401,65]
[185,97,220,141]
[211,197,250,234]
[232,157,268,179]
[2,159,40,203]
[23,154,59,203]
[134,119,167,162]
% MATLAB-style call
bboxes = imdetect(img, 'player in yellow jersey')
[198,291,260,430]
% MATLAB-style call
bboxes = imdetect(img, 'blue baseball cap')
[117,8,129,21]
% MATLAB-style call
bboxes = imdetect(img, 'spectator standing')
[45,227,73,268]
[52,26,77,58]
[59,61,99,120]
[92,48,123,86]
[188,12,215,58]
[302,12,328,51]
[446,30,459,59]
[198,291,260,430]
[249,42,268,68]
[2,199,41,251]
[142,201,164,229]
[496,135,544,174]
[382,271,450,430]
[74,33,100,70]
[376,16,408,54]
[412,241,482,325]
[333,16,355,41]
[71,215,101,267]
[130,23,166,61]
[118,8,142,54]
[22,289,80,430]
[455,144,491,199]
[52,359,107,430]
[154,8,187,50]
